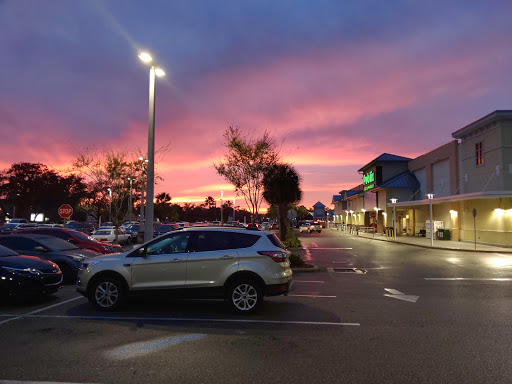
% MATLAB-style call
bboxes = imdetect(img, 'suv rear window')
[231,233,260,248]
[267,234,286,249]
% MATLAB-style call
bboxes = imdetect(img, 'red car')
[15,227,124,254]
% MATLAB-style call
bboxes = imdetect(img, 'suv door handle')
[170,258,183,263]
[220,255,234,259]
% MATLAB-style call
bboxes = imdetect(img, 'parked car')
[125,224,141,241]
[260,222,270,230]
[153,223,181,237]
[8,218,28,225]
[0,223,22,233]
[0,234,100,283]
[77,226,293,313]
[16,223,40,230]
[0,244,63,297]
[121,221,138,228]
[90,228,131,245]
[14,227,123,254]
[64,221,96,235]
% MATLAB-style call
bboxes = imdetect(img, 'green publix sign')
[363,171,375,191]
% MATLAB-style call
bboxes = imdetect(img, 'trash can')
[442,229,451,240]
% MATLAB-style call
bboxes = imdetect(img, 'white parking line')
[293,280,325,283]
[0,296,84,326]
[287,294,337,298]
[424,278,512,281]
[0,314,359,326]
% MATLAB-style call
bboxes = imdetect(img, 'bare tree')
[214,126,280,223]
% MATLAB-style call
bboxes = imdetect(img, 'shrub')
[281,226,302,248]
[289,253,305,267]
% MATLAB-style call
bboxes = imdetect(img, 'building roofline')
[386,191,512,207]
[452,110,512,139]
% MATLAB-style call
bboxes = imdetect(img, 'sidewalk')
[333,228,512,253]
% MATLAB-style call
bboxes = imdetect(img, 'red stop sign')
[58,204,73,218]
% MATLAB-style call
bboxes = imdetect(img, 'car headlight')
[79,260,100,270]
[1,266,43,276]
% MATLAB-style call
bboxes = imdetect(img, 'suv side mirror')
[138,247,147,257]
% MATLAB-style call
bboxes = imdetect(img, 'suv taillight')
[258,251,287,263]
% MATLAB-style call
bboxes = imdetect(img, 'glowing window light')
[450,210,458,218]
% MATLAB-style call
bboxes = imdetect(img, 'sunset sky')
[1,0,511,211]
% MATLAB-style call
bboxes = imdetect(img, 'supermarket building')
[331,110,512,247]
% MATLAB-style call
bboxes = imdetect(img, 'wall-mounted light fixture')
[494,208,505,217]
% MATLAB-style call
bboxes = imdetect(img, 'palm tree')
[262,164,302,240]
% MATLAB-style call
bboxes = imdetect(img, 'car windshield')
[36,236,79,251]
[0,244,19,257]
[128,225,140,231]
[72,231,96,242]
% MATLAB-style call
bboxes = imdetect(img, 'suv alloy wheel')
[227,278,262,313]
[90,276,125,311]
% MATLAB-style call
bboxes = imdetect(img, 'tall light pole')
[390,199,397,241]
[107,188,112,222]
[127,177,133,223]
[138,157,148,224]
[233,198,236,222]
[139,52,165,242]
[427,193,434,246]
[220,191,224,225]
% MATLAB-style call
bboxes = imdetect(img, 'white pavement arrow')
[383,288,419,303]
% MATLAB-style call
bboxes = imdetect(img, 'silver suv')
[76,227,293,313]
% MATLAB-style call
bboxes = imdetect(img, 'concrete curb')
[291,264,319,273]
[355,234,512,254]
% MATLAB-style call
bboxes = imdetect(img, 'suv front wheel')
[90,276,125,311]
[227,279,262,313]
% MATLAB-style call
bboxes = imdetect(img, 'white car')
[90,228,130,245]
[299,221,322,233]
[77,227,293,313]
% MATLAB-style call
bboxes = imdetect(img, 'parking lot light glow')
[138,52,153,63]
[155,68,165,77]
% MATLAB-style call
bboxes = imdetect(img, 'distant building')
[313,201,326,220]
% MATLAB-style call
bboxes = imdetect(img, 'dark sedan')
[0,244,63,297]
[16,227,124,254]
[0,234,100,283]
[153,223,181,237]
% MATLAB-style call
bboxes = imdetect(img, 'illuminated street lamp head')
[390,198,397,204]
[427,193,434,200]
[138,52,153,63]
[155,67,165,77]
[138,156,144,161]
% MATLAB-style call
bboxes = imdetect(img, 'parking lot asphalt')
[2,230,512,383]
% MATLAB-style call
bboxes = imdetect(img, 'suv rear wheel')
[227,278,262,313]
[90,276,125,311]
